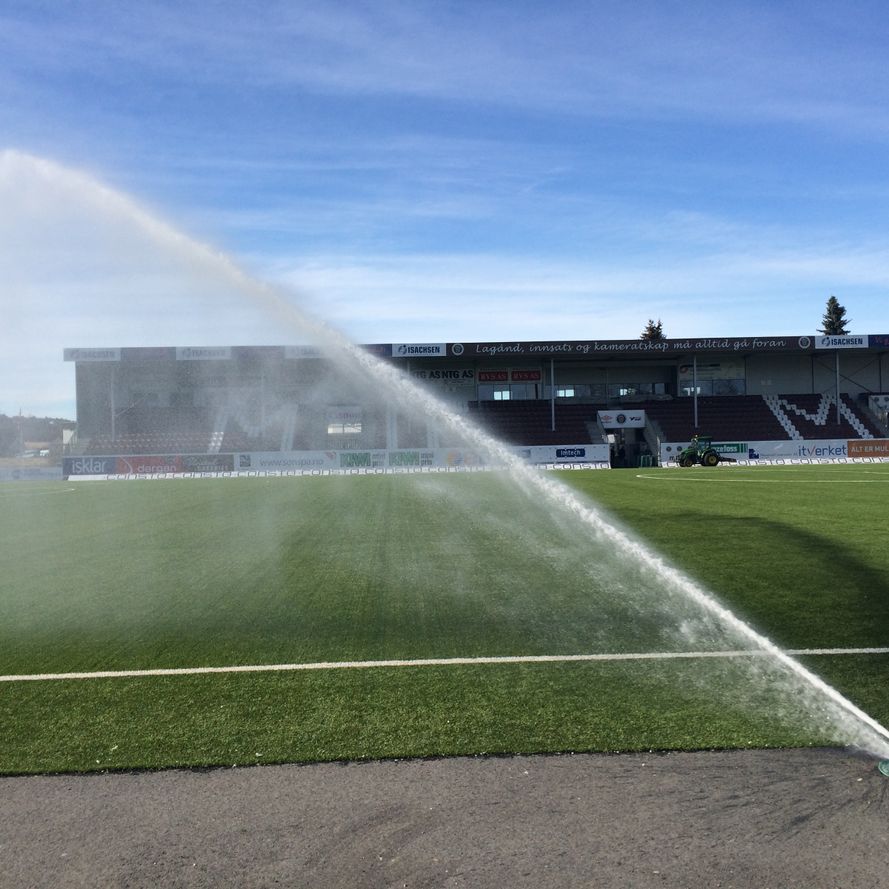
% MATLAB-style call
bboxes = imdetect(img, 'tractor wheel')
[679,454,695,467]
[702,450,719,467]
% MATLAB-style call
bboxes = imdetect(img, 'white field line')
[3,647,889,683]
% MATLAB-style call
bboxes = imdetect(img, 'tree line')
[0,415,75,458]
[639,295,852,340]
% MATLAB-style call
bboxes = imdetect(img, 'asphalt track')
[3,747,889,888]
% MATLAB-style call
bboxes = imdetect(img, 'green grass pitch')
[2,463,888,774]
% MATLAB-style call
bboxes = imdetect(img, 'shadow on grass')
[619,510,889,650]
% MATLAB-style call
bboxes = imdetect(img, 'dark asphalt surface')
[2,748,889,888]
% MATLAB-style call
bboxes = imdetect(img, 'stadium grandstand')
[62,334,889,475]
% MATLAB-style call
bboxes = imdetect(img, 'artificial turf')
[1,463,888,774]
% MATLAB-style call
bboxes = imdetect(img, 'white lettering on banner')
[176,347,232,361]
[815,336,867,349]
[477,344,525,355]
[66,457,115,474]
[392,343,447,357]
[63,348,120,362]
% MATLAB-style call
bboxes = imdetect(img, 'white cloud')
[4,148,887,417]
[268,243,889,344]
[5,1,889,134]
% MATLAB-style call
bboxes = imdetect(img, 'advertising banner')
[237,452,336,471]
[116,456,183,474]
[848,439,889,458]
[64,446,613,479]
[515,445,610,464]
[63,456,118,475]
[175,347,232,361]
[411,368,476,384]
[182,454,235,472]
[478,370,509,382]
[451,336,810,358]
[814,335,867,349]
[597,410,646,428]
[392,343,447,357]
[511,369,542,382]
[236,446,610,472]
[388,450,434,467]
[339,451,388,469]
[63,348,120,362]
[660,439,863,463]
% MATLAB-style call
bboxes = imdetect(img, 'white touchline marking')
[3,648,889,682]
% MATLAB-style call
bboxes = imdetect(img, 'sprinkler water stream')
[4,148,889,761]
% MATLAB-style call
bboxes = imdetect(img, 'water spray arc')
[344,349,889,761]
[6,148,889,762]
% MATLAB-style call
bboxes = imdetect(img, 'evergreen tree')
[640,319,665,341]
[819,295,851,335]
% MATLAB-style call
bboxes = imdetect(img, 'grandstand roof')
[62,334,889,364]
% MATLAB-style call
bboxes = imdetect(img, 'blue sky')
[2,0,888,416]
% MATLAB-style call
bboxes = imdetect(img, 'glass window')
[543,384,586,399]
[510,383,536,400]
[493,386,511,401]
[327,421,363,434]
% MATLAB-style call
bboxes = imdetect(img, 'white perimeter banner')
[236,444,610,471]
[63,445,613,480]
[661,438,855,463]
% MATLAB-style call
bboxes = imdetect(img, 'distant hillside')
[0,415,76,458]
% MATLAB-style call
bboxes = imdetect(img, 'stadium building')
[62,334,889,475]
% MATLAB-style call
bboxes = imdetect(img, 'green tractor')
[676,434,734,467]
